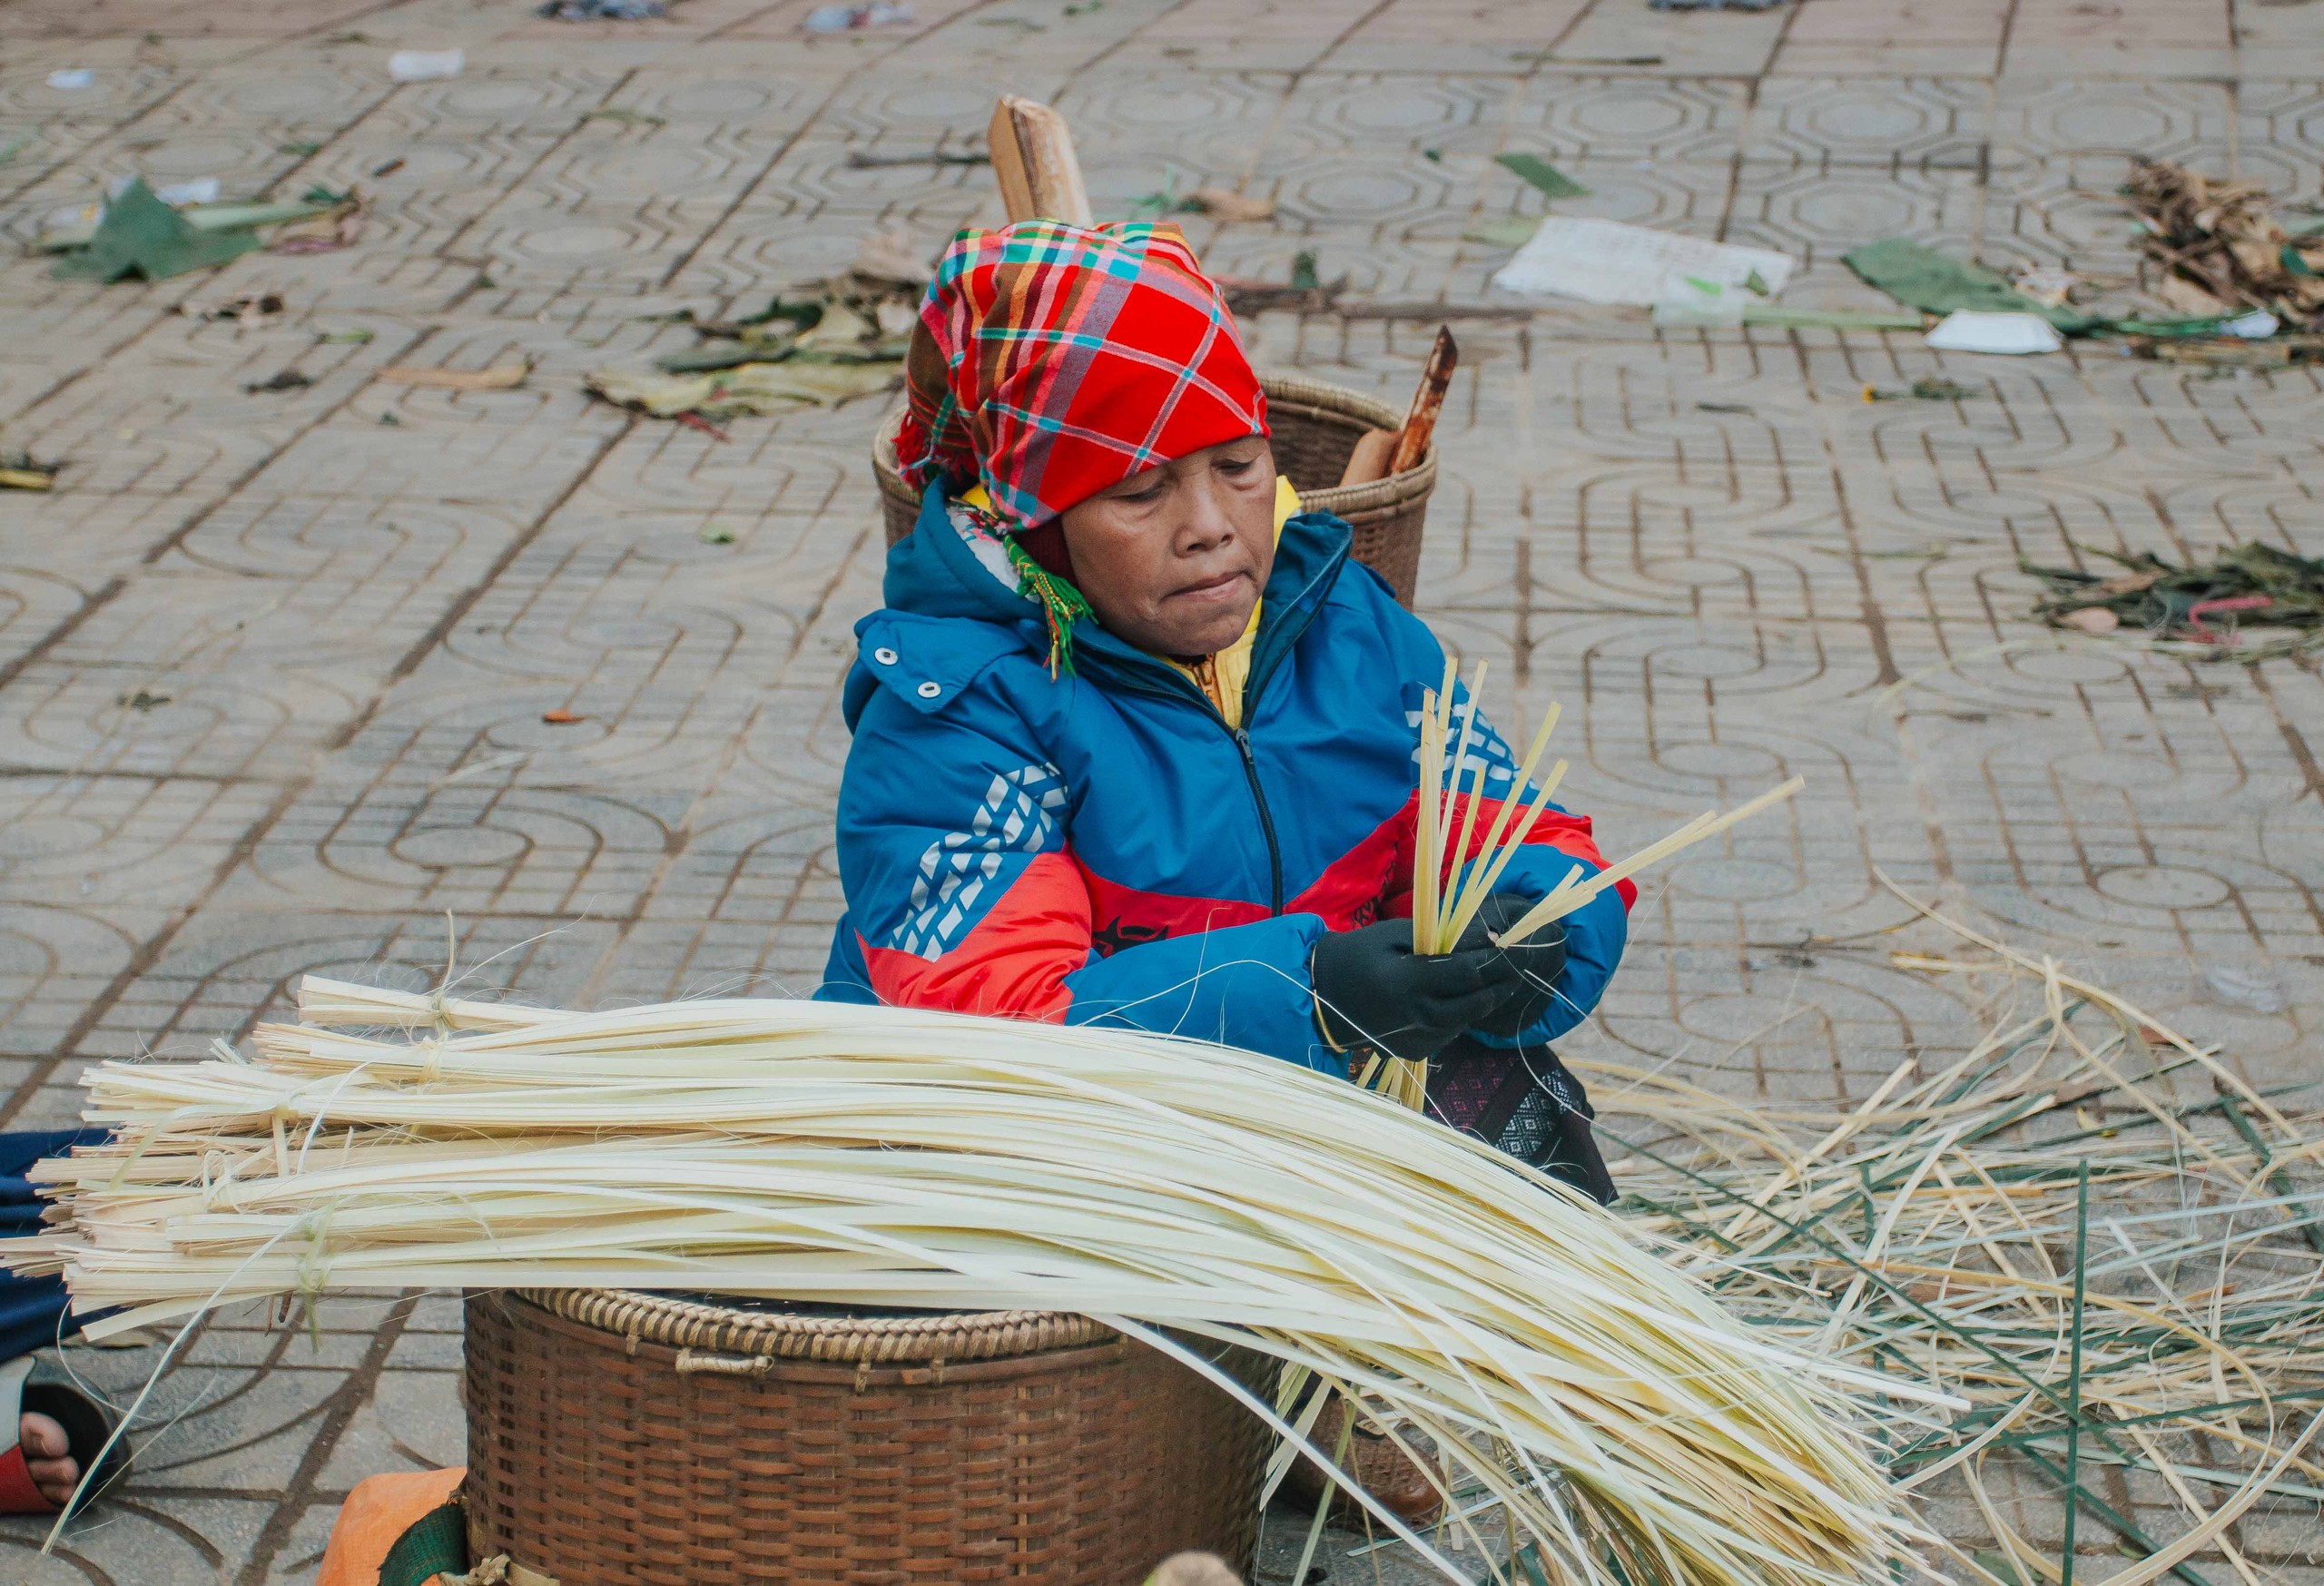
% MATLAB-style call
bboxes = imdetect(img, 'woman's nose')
[1175,476,1238,553]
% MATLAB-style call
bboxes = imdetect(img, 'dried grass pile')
[10,976,1926,1586]
[1588,885,2324,1586]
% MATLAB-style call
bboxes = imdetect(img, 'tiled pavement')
[2,0,2322,1581]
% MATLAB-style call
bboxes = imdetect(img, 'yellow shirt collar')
[960,477,1300,728]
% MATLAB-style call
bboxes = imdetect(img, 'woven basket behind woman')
[871,371,1436,607]
[464,1289,1275,1585]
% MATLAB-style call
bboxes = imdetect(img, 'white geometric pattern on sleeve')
[1404,693,1524,793]
[890,763,1069,960]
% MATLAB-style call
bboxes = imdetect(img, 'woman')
[818,220,1630,1199]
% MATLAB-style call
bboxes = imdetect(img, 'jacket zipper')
[1231,725,1285,915]
[1072,527,1344,923]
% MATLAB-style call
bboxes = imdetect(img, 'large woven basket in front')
[872,370,1437,607]
[463,1289,1275,1584]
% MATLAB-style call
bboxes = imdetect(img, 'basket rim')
[512,1288,1116,1364]
[872,369,1432,513]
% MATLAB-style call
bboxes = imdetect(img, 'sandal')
[0,1355,133,1515]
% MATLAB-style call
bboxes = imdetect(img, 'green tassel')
[1001,530,1095,678]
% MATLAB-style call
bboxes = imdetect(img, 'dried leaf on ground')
[1462,215,1541,249]
[181,292,283,327]
[1185,186,1274,222]
[375,360,531,390]
[271,188,367,254]
[853,229,933,288]
[586,360,897,419]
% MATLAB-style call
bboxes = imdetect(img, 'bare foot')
[20,1412,78,1508]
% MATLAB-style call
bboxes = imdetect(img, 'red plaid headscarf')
[895,220,1269,531]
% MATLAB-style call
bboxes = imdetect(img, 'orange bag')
[315,1467,466,1586]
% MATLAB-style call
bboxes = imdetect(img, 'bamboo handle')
[989,96,1093,226]
[1387,326,1457,475]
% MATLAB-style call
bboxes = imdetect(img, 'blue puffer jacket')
[816,479,1632,1075]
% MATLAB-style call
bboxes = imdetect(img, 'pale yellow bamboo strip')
[1436,660,1491,949]
[1496,778,1806,945]
[1441,759,1569,951]
[1411,687,1447,954]
[1438,694,1561,946]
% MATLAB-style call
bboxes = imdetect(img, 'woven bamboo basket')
[872,371,1437,607]
[463,1289,1275,1585]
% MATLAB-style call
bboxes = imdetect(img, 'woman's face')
[1057,437,1278,660]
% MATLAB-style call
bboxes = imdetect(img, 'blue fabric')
[819,475,1627,1068]
[0,1128,109,1363]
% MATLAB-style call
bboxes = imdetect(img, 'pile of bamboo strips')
[11,980,1928,1586]
[1583,888,2323,1586]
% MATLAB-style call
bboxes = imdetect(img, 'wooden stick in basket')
[989,96,1093,226]
[1339,326,1458,488]
[1388,326,1457,476]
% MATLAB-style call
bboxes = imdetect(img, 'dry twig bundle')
[1590,885,2324,1586]
[13,981,1927,1586]
[2124,157,2324,326]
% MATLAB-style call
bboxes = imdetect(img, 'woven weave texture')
[876,371,1434,607]
[464,1291,1274,1584]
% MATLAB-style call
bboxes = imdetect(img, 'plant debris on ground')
[587,246,924,422]
[1493,153,1588,200]
[1596,888,2324,1586]
[2126,157,2324,328]
[44,182,358,280]
[1218,251,1345,316]
[2024,541,2324,656]
[1128,174,1275,222]
[845,147,988,168]
[1846,238,2097,332]
[538,0,665,16]
[0,452,63,491]
[1863,377,1983,402]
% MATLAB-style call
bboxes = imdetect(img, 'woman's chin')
[1159,603,1257,659]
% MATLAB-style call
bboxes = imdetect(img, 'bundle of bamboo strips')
[1582,886,2324,1586]
[1375,665,1799,1111]
[13,980,1932,1586]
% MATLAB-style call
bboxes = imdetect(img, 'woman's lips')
[1166,569,1249,606]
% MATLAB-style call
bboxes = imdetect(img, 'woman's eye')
[1216,458,1254,476]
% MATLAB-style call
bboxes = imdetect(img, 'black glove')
[1310,919,1524,1061]
[1462,896,1568,1039]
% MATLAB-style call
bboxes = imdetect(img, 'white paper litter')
[1492,217,1795,307]
[389,49,465,82]
[2221,309,2280,340]
[46,69,95,91]
[1923,310,2063,355]
[109,174,220,207]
